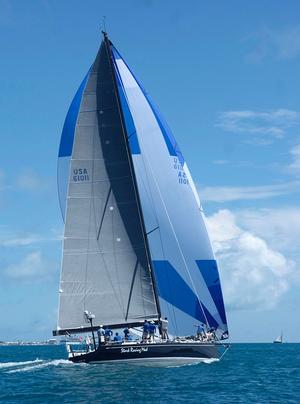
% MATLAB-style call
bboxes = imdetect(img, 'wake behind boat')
[53,31,229,364]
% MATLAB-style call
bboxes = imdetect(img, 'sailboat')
[53,31,229,364]
[273,332,283,344]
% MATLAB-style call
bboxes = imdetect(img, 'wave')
[165,358,220,368]
[0,359,42,369]
[7,359,75,373]
[0,358,79,374]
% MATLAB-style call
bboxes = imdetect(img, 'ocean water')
[1,343,299,403]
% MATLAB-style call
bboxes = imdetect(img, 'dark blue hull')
[69,342,219,364]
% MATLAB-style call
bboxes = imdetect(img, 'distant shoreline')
[0,341,59,346]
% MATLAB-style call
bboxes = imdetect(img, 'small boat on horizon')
[53,31,229,365]
[273,331,283,344]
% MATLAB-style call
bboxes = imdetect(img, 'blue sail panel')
[113,59,140,154]
[57,72,90,221]
[112,45,228,338]
[111,47,183,164]
[143,94,185,166]
[58,72,90,158]
[153,260,219,329]
[196,260,227,325]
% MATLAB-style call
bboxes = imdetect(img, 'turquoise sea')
[1,344,299,403]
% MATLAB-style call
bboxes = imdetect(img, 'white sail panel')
[112,47,228,338]
[57,43,158,332]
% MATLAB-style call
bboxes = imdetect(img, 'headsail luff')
[55,37,158,334]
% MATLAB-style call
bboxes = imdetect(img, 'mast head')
[101,29,110,46]
[101,15,108,39]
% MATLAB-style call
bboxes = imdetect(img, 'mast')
[102,31,162,320]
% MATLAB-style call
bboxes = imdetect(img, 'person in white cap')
[97,325,105,347]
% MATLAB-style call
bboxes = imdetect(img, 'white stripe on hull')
[89,356,219,367]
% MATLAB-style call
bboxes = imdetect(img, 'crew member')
[113,332,123,343]
[206,328,215,342]
[196,323,205,340]
[123,327,130,341]
[143,320,150,342]
[149,321,156,342]
[97,325,105,346]
[104,326,113,342]
[85,335,92,352]
[160,317,169,340]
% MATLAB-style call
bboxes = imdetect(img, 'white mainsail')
[56,42,158,333]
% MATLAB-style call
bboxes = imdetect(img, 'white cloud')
[200,181,300,202]
[0,235,42,247]
[206,209,298,311]
[287,144,300,176]
[0,230,61,247]
[237,207,300,258]
[4,251,54,281]
[16,169,45,191]
[212,160,229,165]
[246,26,300,62]
[216,109,300,142]
[1,168,48,197]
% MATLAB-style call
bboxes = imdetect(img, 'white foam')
[93,356,220,368]
[0,359,42,369]
[8,362,49,373]
[165,358,219,368]
[6,359,76,374]
[202,358,220,364]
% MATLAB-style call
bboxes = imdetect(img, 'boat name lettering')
[120,347,149,354]
[173,157,189,185]
[73,168,89,182]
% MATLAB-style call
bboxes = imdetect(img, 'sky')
[0,0,300,342]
